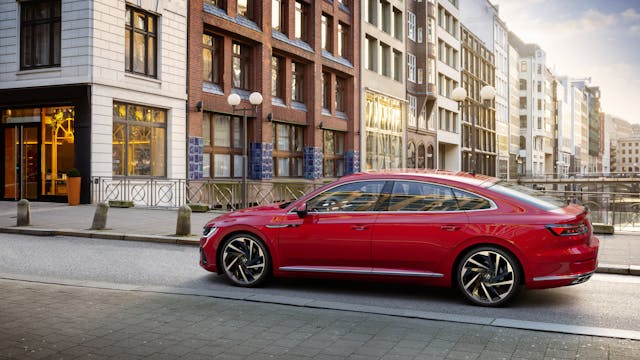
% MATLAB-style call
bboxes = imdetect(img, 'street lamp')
[227,92,263,208]
[452,85,496,175]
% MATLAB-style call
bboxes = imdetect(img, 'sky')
[491,0,640,124]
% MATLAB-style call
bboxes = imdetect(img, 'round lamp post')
[452,85,495,175]
[227,92,263,208]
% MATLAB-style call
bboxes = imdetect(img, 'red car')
[200,171,599,306]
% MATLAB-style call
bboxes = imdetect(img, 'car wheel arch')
[215,230,274,276]
[450,240,526,288]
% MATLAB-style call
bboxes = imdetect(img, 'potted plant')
[66,168,81,206]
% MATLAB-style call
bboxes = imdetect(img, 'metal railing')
[91,176,640,231]
[91,177,325,210]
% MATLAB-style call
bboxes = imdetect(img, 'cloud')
[631,25,640,37]
[622,8,640,20]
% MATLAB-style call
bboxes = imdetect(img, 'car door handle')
[351,225,369,231]
[440,225,461,231]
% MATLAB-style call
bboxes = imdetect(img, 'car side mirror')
[295,202,308,218]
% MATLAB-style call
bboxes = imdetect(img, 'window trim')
[125,5,158,78]
[20,0,61,70]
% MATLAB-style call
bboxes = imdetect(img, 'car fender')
[212,224,281,274]
[444,235,530,285]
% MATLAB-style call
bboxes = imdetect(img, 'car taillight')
[546,223,588,236]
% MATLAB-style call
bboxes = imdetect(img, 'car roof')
[339,170,499,188]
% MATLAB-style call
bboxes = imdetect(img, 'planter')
[67,177,81,206]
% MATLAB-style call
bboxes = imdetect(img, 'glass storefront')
[2,106,75,200]
[364,91,403,171]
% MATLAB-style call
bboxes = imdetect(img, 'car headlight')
[202,225,218,237]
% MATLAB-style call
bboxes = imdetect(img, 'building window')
[393,50,402,81]
[381,1,391,33]
[20,0,61,70]
[520,61,527,72]
[273,123,303,177]
[112,102,166,177]
[204,0,225,8]
[418,144,426,168]
[335,77,346,112]
[294,0,308,42]
[427,145,434,168]
[202,113,243,178]
[321,14,332,52]
[408,11,416,41]
[337,22,348,59]
[322,72,331,110]
[407,142,416,168]
[408,95,417,127]
[202,33,221,84]
[407,53,416,83]
[232,42,250,90]
[323,130,345,177]
[366,36,377,71]
[367,0,377,25]
[125,5,158,77]
[393,7,402,40]
[519,79,527,90]
[381,43,391,77]
[237,0,253,19]
[292,61,305,102]
[271,56,283,99]
[272,0,283,32]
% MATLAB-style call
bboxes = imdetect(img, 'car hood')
[205,203,287,226]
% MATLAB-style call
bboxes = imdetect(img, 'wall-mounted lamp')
[196,100,203,112]
[318,121,324,129]
[267,113,273,122]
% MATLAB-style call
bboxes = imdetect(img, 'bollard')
[17,199,30,227]
[176,204,192,236]
[91,202,109,230]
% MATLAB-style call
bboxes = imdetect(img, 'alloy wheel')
[458,248,520,306]
[221,235,269,287]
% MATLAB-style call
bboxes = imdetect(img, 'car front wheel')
[456,246,521,307]
[220,234,270,287]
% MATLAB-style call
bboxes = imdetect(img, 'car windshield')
[487,181,566,211]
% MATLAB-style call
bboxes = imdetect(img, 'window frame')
[202,112,244,178]
[291,61,305,103]
[323,130,345,177]
[273,122,304,177]
[232,41,251,90]
[112,102,167,177]
[202,33,222,85]
[125,5,158,78]
[20,0,61,70]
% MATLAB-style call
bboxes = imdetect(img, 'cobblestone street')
[1,279,639,360]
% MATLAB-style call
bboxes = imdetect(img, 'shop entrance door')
[3,126,39,200]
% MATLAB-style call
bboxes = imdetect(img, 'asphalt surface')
[1,233,639,341]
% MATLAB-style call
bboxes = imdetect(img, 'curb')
[1,226,638,276]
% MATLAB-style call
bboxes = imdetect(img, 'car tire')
[456,246,521,307]
[220,233,270,287]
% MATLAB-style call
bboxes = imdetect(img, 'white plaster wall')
[90,0,188,180]
[0,0,92,88]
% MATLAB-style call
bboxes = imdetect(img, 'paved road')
[4,279,640,360]
[2,233,640,339]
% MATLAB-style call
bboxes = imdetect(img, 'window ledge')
[291,101,307,111]
[125,72,162,85]
[16,67,62,76]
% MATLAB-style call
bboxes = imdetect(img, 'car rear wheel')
[221,234,270,287]
[456,246,521,307]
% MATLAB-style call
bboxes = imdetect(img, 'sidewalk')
[1,201,639,275]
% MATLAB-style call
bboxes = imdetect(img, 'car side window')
[386,181,459,212]
[452,188,492,210]
[306,181,385,212]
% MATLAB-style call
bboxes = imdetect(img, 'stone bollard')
[91,202,109,230]
[176,204,192,236]
[17,199,30,227]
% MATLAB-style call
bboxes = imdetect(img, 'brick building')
[187,0,360,192]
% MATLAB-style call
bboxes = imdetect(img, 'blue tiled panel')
[345,150,360,175]
[249,142,273,180]
[188,137,204,180]
[304,147,323,180]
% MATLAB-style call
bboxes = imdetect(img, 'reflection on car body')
[200,171,599,307]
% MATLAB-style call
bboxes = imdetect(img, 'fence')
[91,176,640,231]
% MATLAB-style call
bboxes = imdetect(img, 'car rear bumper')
[526,235,599,289]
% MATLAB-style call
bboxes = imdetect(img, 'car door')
[277,180,386,274]
[371,180,471,277]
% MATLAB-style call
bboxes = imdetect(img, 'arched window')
[407,142,416,168]
[427,145,434,169]
[418,144,426,169]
